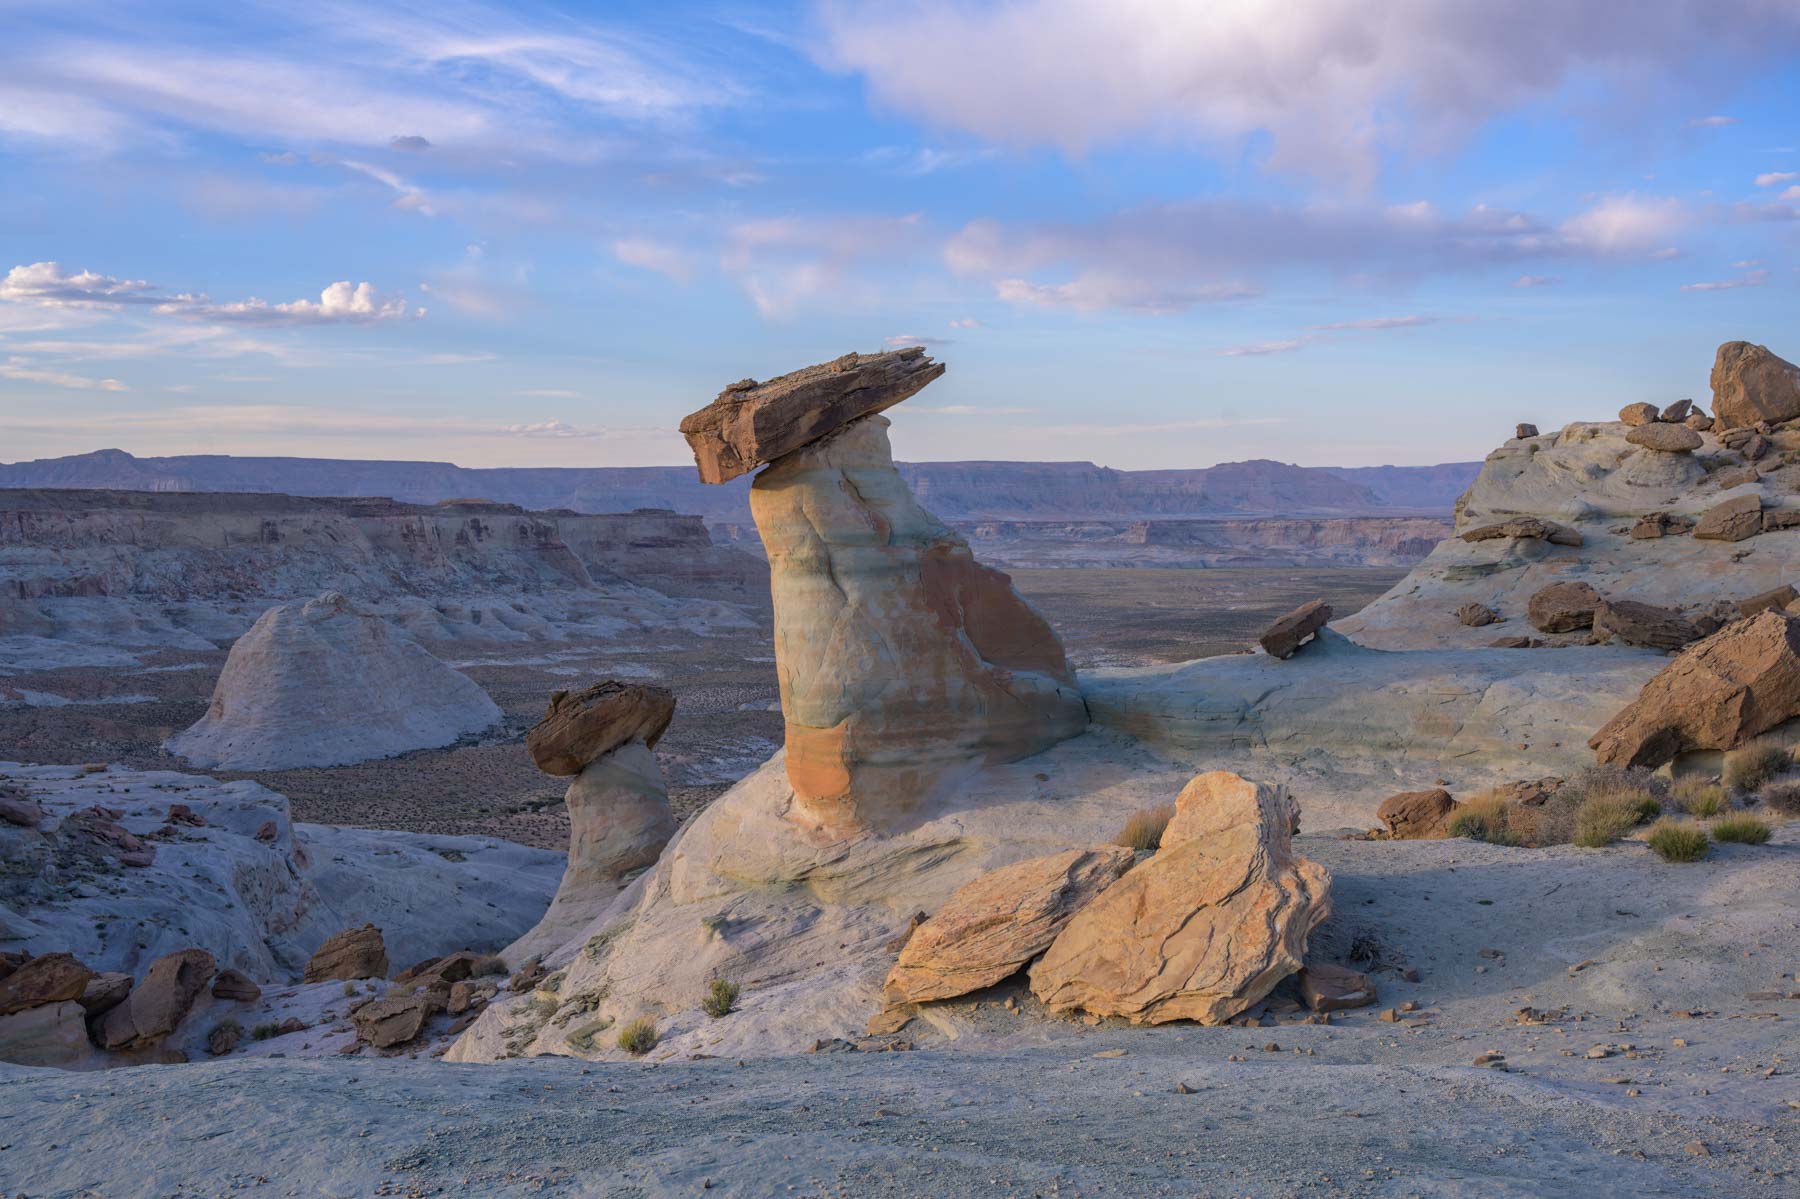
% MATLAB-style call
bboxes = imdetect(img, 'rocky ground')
[5,826,1795,1196]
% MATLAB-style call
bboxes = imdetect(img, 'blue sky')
[2,0,1798,470]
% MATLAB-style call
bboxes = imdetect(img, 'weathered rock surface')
[680,348,946,485]
[1687,412,1715,431]
[1515,423,1539,439]
[877,846,1135,1016]
[1662,399,1695,423]
[1528,582,1602,633]
[1028,772,1331,1025]
[525,681,675,777]
[1710,341,1800,429]
[0,953,93,1016]
[97,948,215,1050]
[304,925,389,983]
[1693,495,1763,542]
[748,415,1086,831]
[166,592,501,771]
[1455,602,1498,627]
[1299,963,1377,1012]
[1618,402,1661,426]
[1630,512,1696,539]
[1376,789,1457,839]
[212,969,261,1003]
[1590,610,1800,768]
[79,972,131,1015]
[352,993,438,1048]
[1259,600,1331,659]
[0,1001,94,1068]
[1737,585,1798,618]
[1460,518,1583,547]
[1592,599,1698,651]
[1626,423,1702,453]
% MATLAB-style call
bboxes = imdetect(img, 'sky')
[2,0,1799,472]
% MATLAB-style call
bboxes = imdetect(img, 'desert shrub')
[206,1020,242,1056]
[1114,804,1174,852]
[617,1017,658,1056]
[250,1021,282,1041]
[1646,820,1709,862]
[702,978,739,1019]
[1543,766,1661,848]
[341,981,357,997]
[472,954,508,978]
[1669,776,1727,818]
[1723,742,1792,793]
[1572,795,1643,848]
[1710,815,1772,844]
[1447,795,1522,846]
[1762,779,1800,816]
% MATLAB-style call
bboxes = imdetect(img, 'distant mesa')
[165,591,501,770]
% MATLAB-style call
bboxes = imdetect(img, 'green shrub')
[1710,815,1772,844]
[1447,795,1522,846]
[1115,804,1174,851]
[250,1021,282,1041]
[1572,796,1643,848]
[1670,776,1726,818]
[473,954,508,978]
[1763,780,1800,816]
[1723,742,1792,793]
[617,1017,658,1056]
[1646,820,1709,862]
[702,978,739,1019]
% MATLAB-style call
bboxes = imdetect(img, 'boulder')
[1629,512,1697,539]
[1662,399,1695,423]
[1713,465,1760,489]
[1488,776,1564,807]
[0,953,93,1016]
[0,1001,94,1068]
[352,992,439,1049]
[1693,494,1763,542]
[1376,789,1458,839]
[1618,402,1661,426]
[303,924,389,983]
[394,950,484,988]
[1687,412,1715,432]
[1527,581,1602,633]
[1459,518,1583,547]
[1590,610,1800,768]
[1259,600,1331,660]
[1738,584,1798,618]
[1455,602,1499,627]
[1515,423,1538,439]
[525,681,675,777]
[166,592,501,770]
[1029,772,1331,1025]
[1592,598,1699,651]
[1626,423,1702,453]
[0,794,43,827]
[1766,509,1800,532]
[211,969,261,1003]
[79,972,131,1016]
[746,414,1086,831]
[876,846,1136,1017]
[1710,341,1800,429]
[1488,635,1545,649]
[96,948,215,1051]
[679,347,946,485]
[1298,963,1377,1012]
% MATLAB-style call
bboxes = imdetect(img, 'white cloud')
[614,237,699,283]
[1310,315,1441,331]
[0,262,157,307]
[1216,340,1304,358]
[499,419,609,438]
[995,275,1255,314]
[1513,274,1559,287]
[1755,172,1798,186]
[161,281,419,325]
[0,356,127,391]
[722,214,926,318]
[883,334,954,347]
[818,1,1800,187]
[948,317,981,329]
[1681,270,1769,292]
[1557,195,1686,255]
[337,159,433,215]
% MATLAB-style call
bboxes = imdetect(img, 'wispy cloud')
[721,213,926,318]
[1039,416,1289,436]
[1755,171,1799,186]
[2,262,420,326]
[0,357,127,391]
[614,237,700,283]
[1216,340,1304,358]
[1688,114,1740,128]
[1309,315,1443,332]
[911,404,1032,416]
[1681,270,1769,292]
[1512,274,1559,287]
[883,333,953,347]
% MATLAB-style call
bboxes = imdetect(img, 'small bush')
[1710,815,1772,844]
[1572,796,1643,848]
[1763,779,1800,816]
[1115,805,1174,851]
[1723,742,1792,793]
[617,1017,658,1056]
[1646,820,1710,862]
[342,981,357,997]
[1670,776,1726,818]
[702,978,739,1019]
[250,1021,282,1041]
[206,1020,242,1056]
[1447,795,1522,846]
[472,954,508,978]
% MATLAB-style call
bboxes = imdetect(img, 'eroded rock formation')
[1711,341,1800,429]
[526,681,675,777]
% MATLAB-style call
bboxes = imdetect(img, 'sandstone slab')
[1455,602,1498,627]
[212,969,261,1003]
[1592,599,1699,651]
[526,681,675,777]
[1527,581,1602,633]
[1029,772,1331,1025]
[304,924,389,983]
[1590,610,1800,768]
[0,952,93,1017]
[1630,512,1696,540]
[1299,963,1377,1013]
[353,992,438,1048]
[97,948,215,1051]
[0,1001,94,1068]
[1626,423,1702,453]
[878,845,1135,1014]
[1259,600,1331,659]
[680,348,945,485]
[1711,341,1800,430]
[1460,518,1582,547]
[79,972,131,1015]
[1693,495,1763,542]
[1737,585,1798,618]
[1376,789,1457,839]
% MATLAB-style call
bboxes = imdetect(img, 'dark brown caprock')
[526,680,676,776]
[679,347,944,484]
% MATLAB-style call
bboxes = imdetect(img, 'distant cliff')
[0,449,1480,523]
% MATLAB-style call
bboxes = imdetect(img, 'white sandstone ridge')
[1339,340,1800,652]
[167,592,501,770]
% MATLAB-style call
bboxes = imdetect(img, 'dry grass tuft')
[1723,742,1793,794]
[702,978,740,1019]
[472,954,508,978]
[617,1016,658,1056]
[1669,776,1727,818]
[1447,795,1522,846]
[1115,804,1174,852]
[1646,820,1709,862]
[1710,814,1772,844]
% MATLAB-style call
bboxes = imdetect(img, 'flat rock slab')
[1694,494,1764,542]
[1459,517,1584,547]
[680,347,945,484]
[1259,599,1331,659]
[1626,423,1702,453]
[1527,581,1602,633]
[526,681,676,776]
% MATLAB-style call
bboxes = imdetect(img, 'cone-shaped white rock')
[167,592,500,770]
[751,415,1088,831]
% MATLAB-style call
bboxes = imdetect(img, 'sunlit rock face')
[751,416,1088,832]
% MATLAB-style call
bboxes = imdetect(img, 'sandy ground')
[3,824,1796,1196]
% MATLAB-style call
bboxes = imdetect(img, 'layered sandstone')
[526,682,675,776]
[1711,341,1800,429]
